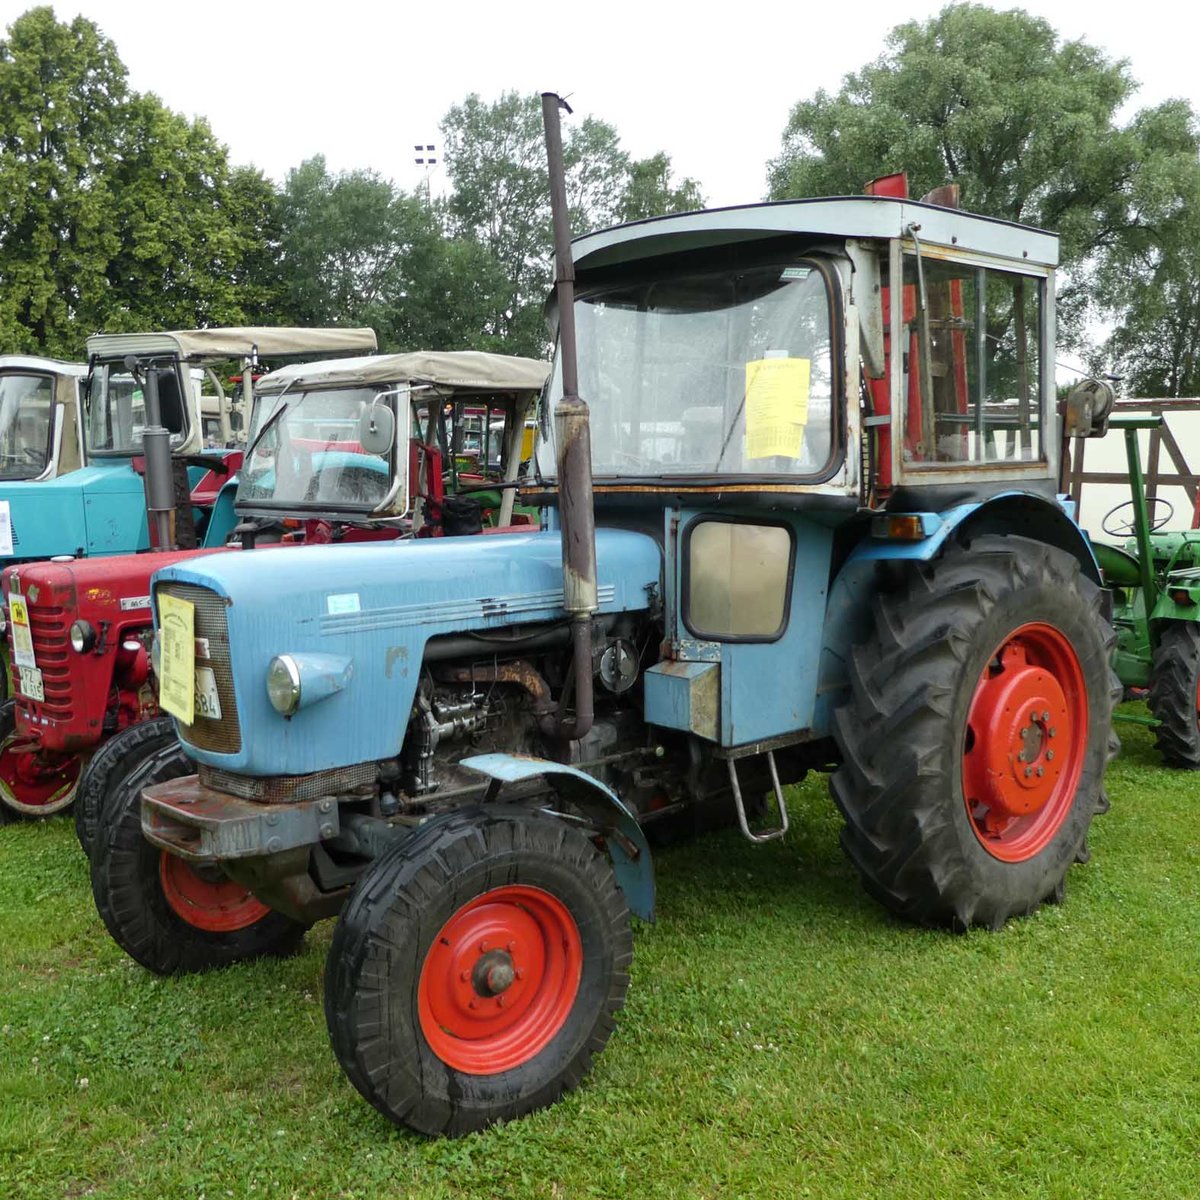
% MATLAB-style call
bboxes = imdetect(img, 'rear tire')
[325,806,632,1136]
[90,744,305,974]
[1148,622,1200,768]
[74,716,177,857]
[831,535,1117,930]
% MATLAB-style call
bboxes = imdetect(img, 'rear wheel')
[325,806,632,1136]
[90,744,305,974]
[831,535,1117,930]
[74,716,178,857]
[0,700,81,823]
[1148,622,1200,768]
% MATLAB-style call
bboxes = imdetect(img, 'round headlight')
[266,655,302,715]
[70,620,96,653]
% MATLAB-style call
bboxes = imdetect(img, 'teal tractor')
[1090,415,1200,765]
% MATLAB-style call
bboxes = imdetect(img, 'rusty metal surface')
[141,774,337,861]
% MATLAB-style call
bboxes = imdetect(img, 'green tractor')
[1091,415,1200,765]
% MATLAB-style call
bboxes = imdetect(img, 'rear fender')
[459,752,655,921]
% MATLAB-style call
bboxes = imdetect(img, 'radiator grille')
[17,604,70,719]
[199,762,376,804]
[156,581,242,753]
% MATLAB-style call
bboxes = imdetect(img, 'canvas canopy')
[85,327,378,363]
[256,350,550,395]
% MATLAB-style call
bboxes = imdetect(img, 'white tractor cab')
[235,350,550,542]
[0,356,88,488]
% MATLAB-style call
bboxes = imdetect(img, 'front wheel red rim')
[159,853,271,932]
[418,885,582,1075]
[0,738,81,816]
[962,622,1088,862]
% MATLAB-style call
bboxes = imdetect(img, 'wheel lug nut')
[1046,750,1055,761]
[1030,711,1038,723]
[1036,766,1045,777]
[1042,710,1050,721]
[1024,766,1032,778]
[1049,728,1057,738]
[1020,726,1029,738]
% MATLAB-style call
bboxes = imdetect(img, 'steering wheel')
[1101,496,1174,538]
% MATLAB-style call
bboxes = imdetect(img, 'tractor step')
[725,751,789,844]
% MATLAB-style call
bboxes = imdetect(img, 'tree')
[766,4,1200,351]
[0,7,281,353]
[0,7,126,354]
[442,92,678,356]
[620,152,704,223]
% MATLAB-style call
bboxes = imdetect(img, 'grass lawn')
[2,713,1198,1199]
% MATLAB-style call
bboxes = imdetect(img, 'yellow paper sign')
[8,594,36,669]
[158,592,196,725]
[744,356,811,459]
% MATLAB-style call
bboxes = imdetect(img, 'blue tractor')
[92,99,1117,1135]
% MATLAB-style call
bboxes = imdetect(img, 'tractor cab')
[235,350,549,541]
[0,357,86,490]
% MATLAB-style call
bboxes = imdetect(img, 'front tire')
[90,743,305,974]
[325,806,633,1136]
[1148,622,1200,768]
[74,716,178,856]
[831,535,1116,930]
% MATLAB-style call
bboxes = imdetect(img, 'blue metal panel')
[0,464,148,566]
[672,508,834,748]
[643,660,720,739]
[153,529,663,775]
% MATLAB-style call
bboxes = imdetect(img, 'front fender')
[460,753,655,921]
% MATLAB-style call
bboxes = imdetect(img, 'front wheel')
[831,535,1117,930]
[0,700,82,823]
[325,806,633,1136]
[90,743,306,974]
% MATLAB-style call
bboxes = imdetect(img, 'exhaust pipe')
[542,91,597,741]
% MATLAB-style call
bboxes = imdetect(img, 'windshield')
[85,361,190,455]
[0,372,55,480]
[237,385,394,511]
[540,259,836,479]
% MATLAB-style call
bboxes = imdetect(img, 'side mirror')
[358,398,396,455]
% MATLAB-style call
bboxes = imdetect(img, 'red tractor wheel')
[326,806,632,1136]
[0,701,81,822]
[90,742,305,974]
[832,534,1117,930]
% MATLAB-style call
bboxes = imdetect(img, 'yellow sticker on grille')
[8,594,35,669]
[158,592,196,725]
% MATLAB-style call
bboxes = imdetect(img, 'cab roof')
[571,196,1059,272]
[256,350,550,395]
[0,355,87,377]
[85,327,378,362]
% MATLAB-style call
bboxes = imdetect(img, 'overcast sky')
[1,0,1194,209]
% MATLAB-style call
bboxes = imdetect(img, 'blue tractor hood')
[152,528,663,775]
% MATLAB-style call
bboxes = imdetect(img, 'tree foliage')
[0,7,280,355]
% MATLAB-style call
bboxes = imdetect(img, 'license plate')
[194,666,222,720]
[17,664,43,702]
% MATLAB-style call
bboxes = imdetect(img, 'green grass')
[3,713,1200,1199]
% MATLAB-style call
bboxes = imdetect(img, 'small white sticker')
[0,501,13,557]
[326,593,361,615]
[120,595,152,611]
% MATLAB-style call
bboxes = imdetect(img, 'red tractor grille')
[26,605,72,718]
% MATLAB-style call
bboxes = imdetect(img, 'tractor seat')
[1090,540,1142,588]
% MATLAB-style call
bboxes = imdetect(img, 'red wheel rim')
[0,737,81,815]
[158,853,271,932]
[418,885,582,1075]
[962,622,1088,862]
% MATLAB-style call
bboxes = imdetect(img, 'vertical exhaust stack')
[126,355,175,551]
[542,91,597,741]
